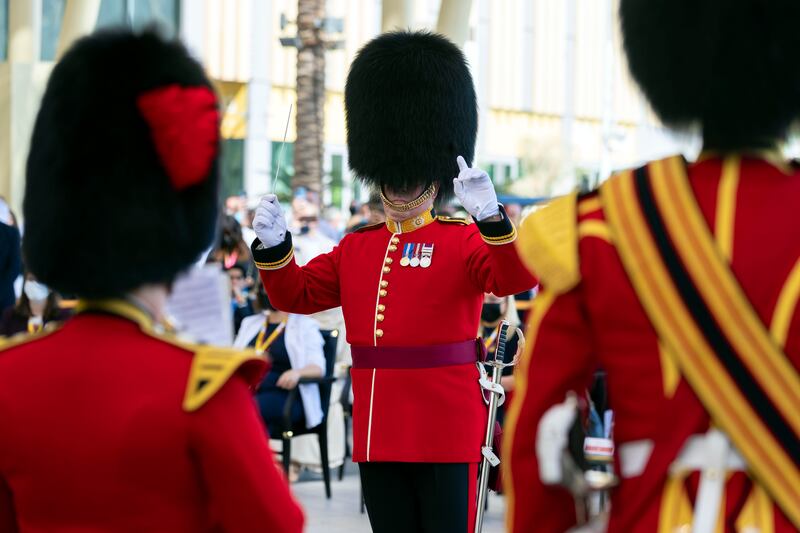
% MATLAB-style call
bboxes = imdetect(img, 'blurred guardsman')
[0,28,303,532]
[506,0,800,531]
[251,31,535,533]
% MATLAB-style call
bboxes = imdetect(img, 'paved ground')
[292,460,506,533]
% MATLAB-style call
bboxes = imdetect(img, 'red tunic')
[253,206,536,463]
[506,155,800,532]
[0,301,304,533]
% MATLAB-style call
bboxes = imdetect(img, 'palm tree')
[292,0,325,195]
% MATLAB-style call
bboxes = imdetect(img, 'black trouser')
[359,462,477,533]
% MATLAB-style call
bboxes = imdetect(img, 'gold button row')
[376,237,400,341]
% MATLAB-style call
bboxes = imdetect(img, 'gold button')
[380,280,389,288]
[375,329,384,338]
[377,304,385,312]
[391,237,400,244]
[376,314,385,322]
[379,289,388,297]
[388,245,397,252]
[414,217,423,226]
[383,266,391,273]
[385,257,393,264]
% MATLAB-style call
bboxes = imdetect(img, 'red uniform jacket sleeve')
[252,234,342,314]
[465,208,537,296]
[504,286,596,533]
[190,374,304,533]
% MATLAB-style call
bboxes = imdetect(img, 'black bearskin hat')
[620,0,800,150]
[24,28,220,298]
[345,31,477,202]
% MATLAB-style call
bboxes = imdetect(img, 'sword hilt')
[492,321,510,364]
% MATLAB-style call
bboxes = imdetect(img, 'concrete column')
[244,0,272,197]
[474,0,489,163]
[381,0,412,32]
[560,0,577,189]
[179,0,206,61]
[436,0,473,48]
[0,0,43,218]
[56,0,100,59]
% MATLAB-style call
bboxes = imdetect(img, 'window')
[221,139,245,200]
[0,0,7,61]
[41,0,66,61]
[42,0,179,60]
[270,141,295,201]
[330,154,344,208]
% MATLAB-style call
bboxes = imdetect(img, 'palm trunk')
[292,0,325,195]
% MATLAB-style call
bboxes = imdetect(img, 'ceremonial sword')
[474,320,514,533]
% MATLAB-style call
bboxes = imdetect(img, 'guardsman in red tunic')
[506,1,800,532]
[251,31,535,532]
[0,28,303,532]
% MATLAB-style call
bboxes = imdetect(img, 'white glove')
[453,155,500,221]
[252,194,287,248]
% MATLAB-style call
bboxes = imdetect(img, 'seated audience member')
[0,199,20,313]
[0,272,69,336]
[234,283,325,439]
[227,263,254,334]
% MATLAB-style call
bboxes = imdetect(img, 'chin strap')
[380,183,436,212]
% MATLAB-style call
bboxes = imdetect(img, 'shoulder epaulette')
[183,345,267,412]
[0,321,63,353]
[517,191,580,294]
[354,222,385,233]
[436,216,469,225]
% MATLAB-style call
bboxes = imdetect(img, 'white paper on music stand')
[166,263,233,346]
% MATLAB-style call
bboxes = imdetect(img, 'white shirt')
[234,312,326,428]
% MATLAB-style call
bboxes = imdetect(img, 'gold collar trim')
[75,298,156,331]
[385,207,436,234]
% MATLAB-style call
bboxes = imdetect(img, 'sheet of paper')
[166,263,233,346]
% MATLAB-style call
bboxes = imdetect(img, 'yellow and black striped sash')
[601,156,800,527]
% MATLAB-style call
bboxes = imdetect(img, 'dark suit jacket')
[0,224,21,312]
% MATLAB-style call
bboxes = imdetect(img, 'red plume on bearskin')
[137,84,220,191]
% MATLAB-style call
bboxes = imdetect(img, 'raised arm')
[250,194,342,314]
[453,156,537,296]
[462,208,537,296]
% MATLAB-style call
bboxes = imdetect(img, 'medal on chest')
[398,242,435,268]
[410,243,422,267]
[420,243,434,268]
[400,243,413,267]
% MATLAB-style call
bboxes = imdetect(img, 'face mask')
[481,303,503,323]
[24,281,49,303]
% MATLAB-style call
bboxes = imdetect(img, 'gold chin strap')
[380,183,436,213]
